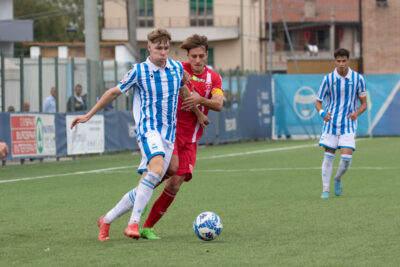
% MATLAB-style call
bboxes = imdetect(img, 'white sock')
[322,152,335,192]
[128,172,161,225]
[103,188,136,223]
[334,154,352,181]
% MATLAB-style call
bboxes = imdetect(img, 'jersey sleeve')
[316,75,328,101]
[117,65,138,93]
[357,74,367,97]
[211,72,223,96]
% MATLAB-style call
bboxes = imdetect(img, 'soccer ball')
[193,211,223,241]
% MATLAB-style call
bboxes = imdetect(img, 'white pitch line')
[0,165,137,184]
[197,143,317,160]
[101,166,397,174]
[1,143,317,184]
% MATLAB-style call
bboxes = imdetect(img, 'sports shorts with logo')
[319,132,356,151]
[137,131,175,177]
[173,134,198,182]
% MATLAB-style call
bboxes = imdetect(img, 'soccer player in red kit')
[140,34,224,239]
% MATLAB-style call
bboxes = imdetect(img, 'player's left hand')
[197,113,210,128]
[182,92,202,110]
[348,112,358,121]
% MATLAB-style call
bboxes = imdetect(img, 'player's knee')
[167,157,179,176]
[165,177,183,194]
[167,162,179,176]
[148,155,164,177]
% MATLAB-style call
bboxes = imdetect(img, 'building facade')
[362,0,400,74]
[266,0,360,72]
[102,0,265,71]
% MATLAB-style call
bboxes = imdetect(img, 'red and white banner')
[10,114,56,157]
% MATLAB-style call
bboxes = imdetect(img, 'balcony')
[102,16,239,42]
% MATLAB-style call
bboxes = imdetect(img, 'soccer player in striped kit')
[140,34,224,239]
[70,28,204,241]
[315,48,367,199]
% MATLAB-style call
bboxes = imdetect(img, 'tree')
[14,0,103,55]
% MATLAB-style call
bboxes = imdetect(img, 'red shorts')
[173,136,198,182]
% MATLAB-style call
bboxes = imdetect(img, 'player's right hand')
[70,115,90,129]
[323,112,332,122]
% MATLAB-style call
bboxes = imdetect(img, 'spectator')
[43,87,57,113]
[7,106,15,112]
[67,84,87,112]
[23,102,30,112]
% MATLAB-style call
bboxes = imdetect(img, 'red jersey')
[176,62,222,143]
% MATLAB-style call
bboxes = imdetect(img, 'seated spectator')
[7,106,15,112]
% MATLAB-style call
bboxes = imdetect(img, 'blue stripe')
[140,181,155,189]
[340,77,350,134]
[153,70,164,134]
[148,172,161,182]
[119,67,137,91]
[319,143,337,151]
[324,153,335,159]
[145,151,165,165]
[332,77,341,135]
[171,60,183,142]
[142,137,152,158]
[137,64,147,135]
[338,145,355,151]
[141,179,155,189]
[128,190,135,204]
[143,64,155,131]
[341,155,353,161]
[326,72,335,134]
[143,178,156,187]
[318,77,327,100]
[164,67,175,141]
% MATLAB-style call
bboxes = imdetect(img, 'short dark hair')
[334,48,350,59]
[180,34,208,52]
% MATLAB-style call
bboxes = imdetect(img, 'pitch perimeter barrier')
[0,75,273,161]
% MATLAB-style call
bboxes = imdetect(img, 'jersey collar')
[334,67,352,80]
[146,57,172,71]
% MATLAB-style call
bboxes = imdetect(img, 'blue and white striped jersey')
[317,67,367,135]
[117,57,184,143]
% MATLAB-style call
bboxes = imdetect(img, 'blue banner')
[273,74,400,137]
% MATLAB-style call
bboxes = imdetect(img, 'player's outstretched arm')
[348,95,367,121]
[70,87,121,129]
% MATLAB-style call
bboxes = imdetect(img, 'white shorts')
[319,132,356,151]
[137,131,174,177]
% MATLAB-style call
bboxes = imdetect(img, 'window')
[207,47,214,67]
[190,0,213,26]
[376,0,388,7]
[137,0,153,27]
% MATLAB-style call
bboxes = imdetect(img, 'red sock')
[143,189,176,228]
